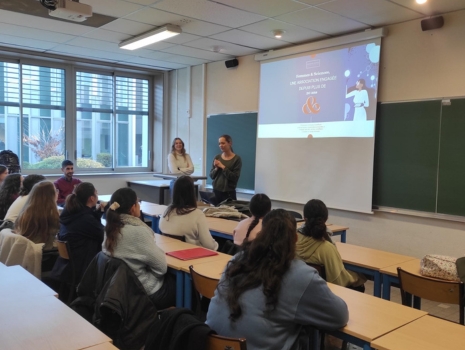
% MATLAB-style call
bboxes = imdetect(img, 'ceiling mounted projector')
[48,0,92,22]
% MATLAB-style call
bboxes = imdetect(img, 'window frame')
[0,55,157,175]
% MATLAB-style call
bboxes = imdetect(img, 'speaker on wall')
[421,16,444,31]
[225,58,239,69]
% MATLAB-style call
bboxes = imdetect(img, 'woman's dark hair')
[0,164,7,175]
[301,199,328,240]
[163,175,197,218]
[65,182,96,214]
[0,173,22,219]
[16,181,59,244]
[19,174,46,196]
[171,137,186,160]
[245,193,271,240]
[221,209,296,321]
[357,78,366,90]
[219,134,234,152]
[104,187,138,255]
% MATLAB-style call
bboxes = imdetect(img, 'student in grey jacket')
[102,187,175,310]
[206,209,349,350]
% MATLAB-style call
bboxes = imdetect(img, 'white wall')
[167,10,465,258]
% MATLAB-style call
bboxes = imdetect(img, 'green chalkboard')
[206,113,257,192]
[373,98,465,216]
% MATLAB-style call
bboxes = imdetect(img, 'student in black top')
[209,134,242,204]
[51,182,106,284]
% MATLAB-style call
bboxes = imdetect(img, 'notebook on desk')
[166,247,219,261]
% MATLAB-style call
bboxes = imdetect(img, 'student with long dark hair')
[52,182,105,283]
[103,187,175,310]
[209,134,242,204]
[0,173,22,220]
[296,199,366,289]
[233,193,271,245]
[0,164,8,184]
[159,175,218,250]
[206,209,348,350]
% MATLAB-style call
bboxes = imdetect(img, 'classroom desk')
[84,342,119,350]
[379,258,421,300]
[0,295,111,350]
[371,315,465,350]
[127,180,199,205]
[153,174,208,181]
[336,243,417,298]
[0,265,58,299]
[206,217,349,243]
[154,234,230,308]
[326,283,427,350]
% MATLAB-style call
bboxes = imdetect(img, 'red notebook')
[166,247,219,261]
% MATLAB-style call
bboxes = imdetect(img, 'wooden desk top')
[205,217,238,236]
[328,283,427,343]
[180,256,231,275]
[328,224,349,233]
[379,258,421,277]
[0,296,111,350]
[336,242,417,270]
[371,315,465,350]
[153,174,208,181]
[0,265,58,299]
[84,342,119,350]
[128,180,172,187]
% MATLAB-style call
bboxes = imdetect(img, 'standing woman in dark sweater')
[52,182,105,283]
[209,134,242,204]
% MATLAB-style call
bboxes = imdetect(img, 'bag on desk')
[420,254,460,281]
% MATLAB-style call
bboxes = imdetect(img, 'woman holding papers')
[207,209,348,350]
[103,187,175,310]
[159,175,218,250]
[209,134,242,204]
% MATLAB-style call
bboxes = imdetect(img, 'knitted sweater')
[102,214,167,295]
[159,209,218,250]
[167,153,194,175]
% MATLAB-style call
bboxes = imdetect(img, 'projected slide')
[258,41,380,138]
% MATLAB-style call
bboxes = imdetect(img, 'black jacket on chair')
[145,308,213,350]
[71,252,157,350]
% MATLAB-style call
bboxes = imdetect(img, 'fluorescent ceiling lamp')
[119,24,182,50]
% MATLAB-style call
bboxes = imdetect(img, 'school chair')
[189,265,220,320]
[306,262,327,280]
[206,334,247,350]
[397,267,465,325]
[56,239,77,304]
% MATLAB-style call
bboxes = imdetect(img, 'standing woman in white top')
[168,138,194,195]
[346,78,369,121]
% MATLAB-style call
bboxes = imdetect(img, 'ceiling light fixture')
[119,24,182,50]
[273,30,284,39]
[416,0,427,4]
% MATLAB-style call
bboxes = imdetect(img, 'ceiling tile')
[211,29,290,50]
[153,0,266,27]
[390,0,465,16]
[164,33,202,45]
[126,7,185,26]
[207,0,308,17]
[181,20,230,36]
[0,34,56,51]
[48,44,132,62]
[319,0,423,27]
[240,19,328,44]
[101,18,155,35]
[162,45,232,60]
[81,29,133,43]
[122,0,163,5]
[80,0,143,18]
[159,54,211,65]
[183,38,260,56]
[124,56,187,69]
[65,37,121,52]
[0,23,75,43]
[275,7,369,35]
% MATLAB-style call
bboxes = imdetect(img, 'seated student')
[54,160,82,206]
[0,173,22,220]
[2,174,46,227]
[233,193,271,245]
[12,180,60,250]
[159,175,218,250]
[206,209,349,350]
[296,199,366,290]
[52,182,106,283]
[102,187,175,310]
[0,164,8,185]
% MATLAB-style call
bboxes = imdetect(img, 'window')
[0,58,153,172]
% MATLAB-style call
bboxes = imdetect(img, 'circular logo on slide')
[302,97,320,114]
